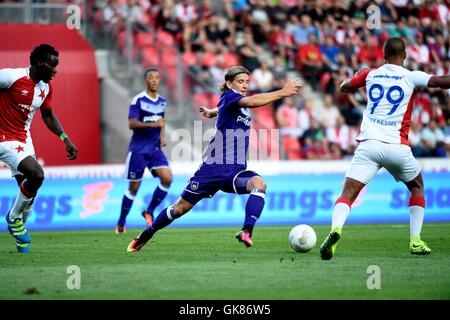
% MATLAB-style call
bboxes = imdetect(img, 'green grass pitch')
[1,223,449,300]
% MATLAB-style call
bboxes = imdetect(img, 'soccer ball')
[288,224,317,253]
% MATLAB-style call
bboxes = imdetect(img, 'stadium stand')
[88,0,450,159]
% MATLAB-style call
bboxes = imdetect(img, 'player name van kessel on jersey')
[373,74,403,80]
[368,116,398,126]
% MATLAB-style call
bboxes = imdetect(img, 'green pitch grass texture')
[1,223,449,300]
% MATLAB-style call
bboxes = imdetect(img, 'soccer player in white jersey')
[0,44,78,253]
[320,37,450,260]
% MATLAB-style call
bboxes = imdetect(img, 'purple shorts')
[181,164,260,205]
[124,149,169,180]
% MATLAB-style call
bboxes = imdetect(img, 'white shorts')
[0,140,36,177]
[345,140,420,184]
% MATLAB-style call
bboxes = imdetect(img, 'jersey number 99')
[368,84,404,116]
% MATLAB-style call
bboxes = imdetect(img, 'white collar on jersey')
[145,92,159,102]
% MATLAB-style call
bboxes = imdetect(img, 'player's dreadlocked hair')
[219,66,250,93]
[384,37,406,61]
[30,44,59,65]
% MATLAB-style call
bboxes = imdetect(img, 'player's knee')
[29,168,45,186]
[161,175,172,187]
[129,180,141,194]
[253,178,266,191]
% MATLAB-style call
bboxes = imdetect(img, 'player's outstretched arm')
[427,75,450,89]
[237,78,302,108]
[198,106,218,118]
[40,108,78,160]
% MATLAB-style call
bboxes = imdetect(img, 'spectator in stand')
[292,14,319,46]
[325,116,355,156]
[317,94,341,128]
[421,120,446,157]
[237,28,264,72]
[357,35,384,67]
[340,35,359,71]
[320,35,342,72]
[155,1,183,41]
[250,60,274,93]
[410,120,426,157]
[297,33,323,90]
[276,96,302,139]
[304,137,331,160]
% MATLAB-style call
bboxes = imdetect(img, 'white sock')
[22,199,34,223]
[9,189,33,220]
[409,205,425,239]
[332,202,351,230]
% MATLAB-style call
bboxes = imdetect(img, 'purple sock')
[147,184,169,214]
[146,206,175,236]
[117,191,135,226]
[243,189,266,235]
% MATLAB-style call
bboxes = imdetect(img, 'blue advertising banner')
[1,170,449,231]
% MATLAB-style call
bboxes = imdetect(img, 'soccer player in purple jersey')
[116,69,172,233]
[127,66,302,252]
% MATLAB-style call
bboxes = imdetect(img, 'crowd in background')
[91,0,450,159]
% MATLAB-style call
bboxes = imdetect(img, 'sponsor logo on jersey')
[372,74,403,80]
[236,116,251,127]
[17,104,34,112]
[143,115,163,122]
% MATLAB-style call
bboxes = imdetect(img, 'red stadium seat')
[192,92,210,108]
[201,52,217,68]
[283,136,302,160]
[160,47,178,67]
[221,51,240,69]
[182,51,197,67]
[135,31,154,48]
[156,30,176,47]
[141,46,159,68]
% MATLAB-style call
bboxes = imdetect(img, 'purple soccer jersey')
[124,92,169,180]
[181,89,260,204]
[128,92,167,153]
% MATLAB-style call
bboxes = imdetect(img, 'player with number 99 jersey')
[351,65,431,145]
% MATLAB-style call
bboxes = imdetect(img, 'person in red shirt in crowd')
[297,33,323,90]
[357,35,384,67]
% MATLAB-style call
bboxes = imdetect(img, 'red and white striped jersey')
[350,64,431,145]
[0,67,52,143]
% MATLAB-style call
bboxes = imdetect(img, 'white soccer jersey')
[0,67,52,144]
[351,64,431,145]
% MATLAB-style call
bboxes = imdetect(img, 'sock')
[146,184,169,216]
[22,197,35,223]
[243,188,266,236]
[409,196,425,242]
[9,182,36,221]
[117,190,135,226]
[146,206,175,237]
[331,197,351,230]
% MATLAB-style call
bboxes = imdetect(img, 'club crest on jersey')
[191,181,199,190]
